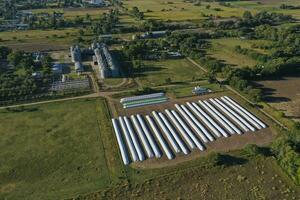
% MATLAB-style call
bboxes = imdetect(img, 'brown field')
[256,76,300,122]
[109,92,277,168]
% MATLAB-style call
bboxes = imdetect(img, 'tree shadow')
[6,107,39,113]
[218,154,248,167]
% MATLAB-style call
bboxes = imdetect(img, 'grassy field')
[77,155,300,200]
[231,0,300,20]
[256,76,300,123]
[168,82,224,98]
[0,98,124,200]
[208,38,271,68]
[135,58,205,87]
[123,0,248,22]
[0,28,82,51]
[29,7,110,20]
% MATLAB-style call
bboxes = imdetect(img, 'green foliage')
[271,128,300,185]
[242,144,262,157]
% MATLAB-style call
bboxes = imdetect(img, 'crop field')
[135,58,205,87]
[256,76,300,122]
[0,98,123,200]
[123,0,248,22]
[208,38,271,68]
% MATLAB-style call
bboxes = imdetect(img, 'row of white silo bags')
[198,100,241,135]
[175,104,209,143]
[210,98,251,132]
[222,96,266,129]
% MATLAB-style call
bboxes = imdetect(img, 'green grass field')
[208,38,271,68]
[231,0,300,20]
[29,7,110,20]
[123,0,248,22]
[135,58,205,87]
[0,98,124,200]
[78,155,300,199]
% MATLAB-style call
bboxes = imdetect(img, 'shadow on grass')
[218,154,248,167]
[5,106,39,113]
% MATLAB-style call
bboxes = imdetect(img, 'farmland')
[0,98,120,200]
[256,75,300,122]
[0,0,300,199]
[0,98,298,200]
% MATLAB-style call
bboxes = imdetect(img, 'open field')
[123,0,248,22]
[135,58,205,87]
[208,38,271,68]
[231,0,300,20]
[0,98,122,200]
[256,75,300,122]
[77,155,300,200]
[0,28,81,51]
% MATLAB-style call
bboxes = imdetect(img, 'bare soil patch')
[256,76,300,121]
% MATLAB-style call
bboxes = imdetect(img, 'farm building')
[141,31,167,39]
[52,63,63,74]
[92,42,119,79]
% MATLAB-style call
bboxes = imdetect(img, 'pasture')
[122,0,248,22]
[0,98,123,200]
[135,58,205,87]
[208,38,271,68]
[256,76,300,123]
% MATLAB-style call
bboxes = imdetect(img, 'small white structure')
[192,86,209,95]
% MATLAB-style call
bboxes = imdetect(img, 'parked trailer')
[158,112,189,155]
[145,115,174,160]
[181,104,214,142]
[192,102,229,138]
[220,97,262,130]
[131,115,154,158]
[112,119,130,165]
[174,104,209,143]
[187,102,222,138]
[171,110,205,151]
[123,116,145,161]
[223,96,266,128]
[202,100,242,135]
[214,98,256,132]
[152,111,181,153]
[165,109,196,149]
[210,99,250,132]
[118,116,139,162]
[136,114,162,158]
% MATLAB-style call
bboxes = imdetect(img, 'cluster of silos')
[92,42,119,79]
[70,45,84,73]
[111,96,267,165]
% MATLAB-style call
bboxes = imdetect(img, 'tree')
[243,11,253,20]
